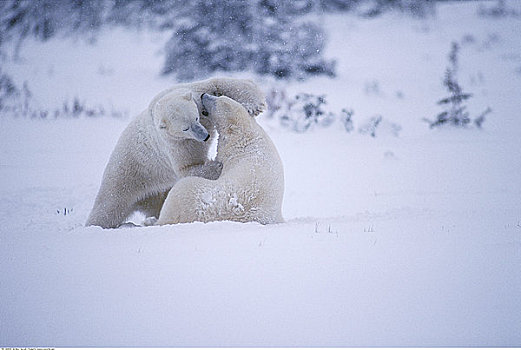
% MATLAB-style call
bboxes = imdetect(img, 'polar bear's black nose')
[204,134,210,142]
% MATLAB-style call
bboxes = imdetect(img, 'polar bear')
[86,78,266,228]
[156,93,284,226]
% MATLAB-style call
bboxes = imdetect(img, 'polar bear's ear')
[183,91,192,101]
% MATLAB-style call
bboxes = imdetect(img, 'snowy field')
[1,1,521,347]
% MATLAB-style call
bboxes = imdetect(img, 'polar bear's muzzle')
[190,121,210,142]
[201,93,217,115]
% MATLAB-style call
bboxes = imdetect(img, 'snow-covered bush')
[277,93,336,132]
[0,0,107,56]
[340,108,355,133]
[251,20,336,80]
[2,96,125,119]
[266,89,335,132]
[359,115,401,137]
[162,1,253,81]
[0,70,18,109]
[107,0,180,29]
[162,0,335,81]
[359,0,436,18]
[52,98,127,119]
[425,42,491,129]
[0,71,32,117]
[264,88,288,120]
[266,89,400,136]
[359,115,381,137]
[0,75,125,119]
[478,0,520,18]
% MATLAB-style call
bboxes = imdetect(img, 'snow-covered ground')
[1,1,521,347]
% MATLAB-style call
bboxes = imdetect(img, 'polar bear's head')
[152,90,210,142]
[201,93,249,131]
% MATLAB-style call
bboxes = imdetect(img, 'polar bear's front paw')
[143,216,158,226]
[246,101,267,117]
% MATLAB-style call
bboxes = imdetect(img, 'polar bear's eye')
[183,127,189,131]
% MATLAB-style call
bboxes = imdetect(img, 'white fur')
[86,78,266,228]
[156,94,284,226]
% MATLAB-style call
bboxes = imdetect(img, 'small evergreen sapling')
[426,42,491,129]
